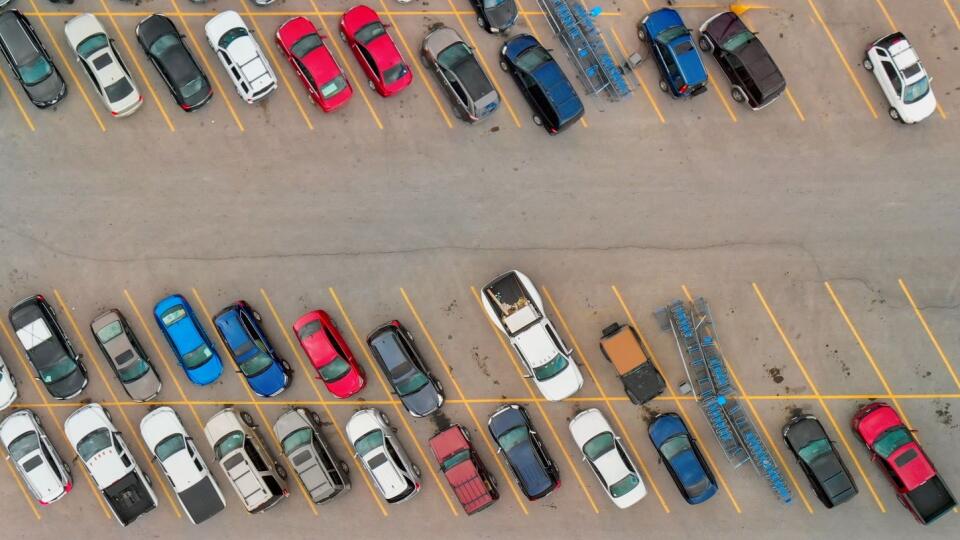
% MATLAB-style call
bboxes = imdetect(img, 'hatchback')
[422,26,499,123]
[0,10,67,108]
[0,410,72,505]
[346,408,421,504]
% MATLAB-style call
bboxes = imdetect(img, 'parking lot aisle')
[468,286,601,514]
[750,282,887,512]
[0,68,36,132]
[170,0,245,132]
[898,279,960,391]
[326,287,460,517]
[681,285,816,514]
[258,288,390,517]
[189,288,320,516]
[540,287,671,513]
[608,27,666,123]
[51,290,182,519]
[0,319,113,519]
[310,1,384,130]
[610,285,742,514]
[0,444,42,520]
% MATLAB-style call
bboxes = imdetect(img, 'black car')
[782,414,858,508]
[366,321,443,417]
[135,14,212,111]
[488,404,559,500]
[470,0,518,34]
[8,295,88,399]
[500,34,584,134]
[698,11,786,110]
[0,10,67,108]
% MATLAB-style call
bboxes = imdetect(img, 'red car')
[428,424,499,515]
[276,16,353,112]
[853,402,956,524]
[293,310,365,398]
[339,5,412,97]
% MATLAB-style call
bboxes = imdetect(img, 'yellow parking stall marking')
[898,279,960,391]
[946,0,960,31]
[683,285,816,513]
[0,319,114,519]
[376,0,453,128]
[444,0,521,128]
[738,12,804,122]
[327,287,460,517]
[99,0,174,131]
[541,287,670,513]
[399,288,530,515]
[240,4,314,131]
[707,72,738,122]
[785,89,806,122]
[258,288,390,517]
[469,286,601,514]
[52,290,182,518]
[0,68,36,131]
[806,0,878,119]
[169,0,244,131]
[311,1,383,130]
[751,283,887,512]
[28,0,106,131]
[189,288,320,516]
[611,285,741,513]
[1,446,43,520]
[609,28,665,123]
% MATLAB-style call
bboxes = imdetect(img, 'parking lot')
[1,0,960,538]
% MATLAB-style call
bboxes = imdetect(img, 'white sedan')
[0,353,17,410]
[64,14,143,117]
[205,11,277,104]
[569,408,646,508]
[863,32,936,124]
[345,408,420,504]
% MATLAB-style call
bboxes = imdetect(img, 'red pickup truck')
[428,425,499,515]
[853,402,956,525]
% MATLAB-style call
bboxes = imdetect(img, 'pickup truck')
[429,424,498,515]
[853,402,956,525]
[599,323,665,405]
[65,404,157,526]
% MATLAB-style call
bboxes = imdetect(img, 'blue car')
[500,34,584,134]
[154,294,223,385]
[638,8,708,98]
[648,413,718,504]
[213,300,291,397]
[488,404,559,500]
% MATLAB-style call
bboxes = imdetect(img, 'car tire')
[368,79,376,91]
[340,460,349,474]
[731,86,745,103]
[309,410,323,426]
[888,107,903,122]
[477,16,485,29]
[658,79,669,93]
[275,464,288,480]
[863,58,873,72]
[499,60,509,72]
[240,411,256,427]
[637,27,646,43]
[252,310,262,322]
[532,114,543,126]
[412,464,421,477]
[698,35,712,52]
[339,30,347,43]
[380,413,391,426]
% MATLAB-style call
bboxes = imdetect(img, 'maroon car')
[428,424,498,515]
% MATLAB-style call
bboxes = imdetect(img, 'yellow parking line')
[400,288,529,515]
[169,0,244,131]
[469,286,601,514]
[28,0,106,131]
[376,0,453,128]
[611,285,741,513]
[311,2,383,130]
[258,288,389,517]
[707,72,738,122]
[0,67,36,131]
[946,0,960,31]
[0,445,42,519]
[751,283,887,512]
[52,290,182,519]
[327,287,460,517]
[609,28,665,123]
[898,279,960,390]
[684,285,816,513]
[541,287,670,513]
[99,0,174,131]
[806,0,878,119]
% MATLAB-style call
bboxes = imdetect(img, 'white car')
[204,11,277,104]
[0,410,72,505]
[863,32,936,124]
[0,353,18,410]
[481,270,583,401]
[568,408,646,509]
[345,408,420,504]
[64,14,143,117]
[140,407,226,524]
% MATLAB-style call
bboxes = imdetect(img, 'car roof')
[0,11,39,66]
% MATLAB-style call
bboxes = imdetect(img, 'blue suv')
[500,34,584,134]
[638,8,708,98]
[154,294,223,385]
[213,301,291,397]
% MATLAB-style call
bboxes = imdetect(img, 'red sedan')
[276,16,353,112]
[339,5,412,97]
[293,310,365,398]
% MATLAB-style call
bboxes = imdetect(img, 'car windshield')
[214,431,244,460]
[721,30,754,52]
[903,76,930,104]
[656,26,686,44]
[297,321,322,340]
[180,76,205,99]
[219,27,248,49]
[320,75,348,98]
[77,428,112,461]
[874,427,912,458]
[106,78,135,103]
[182,345,212,369]
[515,45,551,73]
[149,33,178,57]
[582,432,615,461]
[239,352,274,377]
[319,357,351,382]
[95,321,124,344]
[8,432,40,462]
[155,434,186,461]
[39,356,78,384]
[438,43,471,71]
[532,354,568,381]
[797,438,832,463]
[18,56,52,86]
[76,33,108,59]
[383,63,409,84]
[395,371,429,396]
[610,473,639,498]
[660,435,692,460]
[497,426,528,452]
[354,429,384,456]
[355,22,386,46]
[483,0,505,7]
[685,474,712,498]
[442,449,470,471]
[118,357,151,383]
[291,33,323,58]
[282,428,313,455]
[161,306,186,326]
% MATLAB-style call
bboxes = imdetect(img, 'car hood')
[485,2,519,31]
[534,358,581,401]
[648,414,685,447]
[247,360,287,396]
[85,446,129,488]
[26,66,66,104]
[47,368,87,399]
[513,324,558,367]
[324,367,363,397]
[783,417,824,449]
[507,442,552,497]
[163,450,205,491]
[187,356,222,385]
[902,91,937,123]
[702,11,742,43]
[400,379,441,416]
[644,8,684,38]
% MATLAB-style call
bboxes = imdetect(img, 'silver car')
[421,26,499,123]
[273,408,349,505]
[91,309,161,402]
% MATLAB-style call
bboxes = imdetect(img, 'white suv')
[345,408,421,504]
[863,32,936,124]
[205,11,277,104]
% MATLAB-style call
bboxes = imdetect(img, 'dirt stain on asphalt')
[430,409,452,433]
[472,346,491,378]
[766,366,785,384]
[934,401,955,429]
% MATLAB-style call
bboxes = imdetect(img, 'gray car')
[421,26,499,123]
[0,10,67,108]
[273,408,349,505]
[91,309,161,402]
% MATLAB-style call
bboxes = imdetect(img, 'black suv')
[9,295,87,399]
[0,10,67,108]
[500,34,584,134]
[367,321,444,417]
